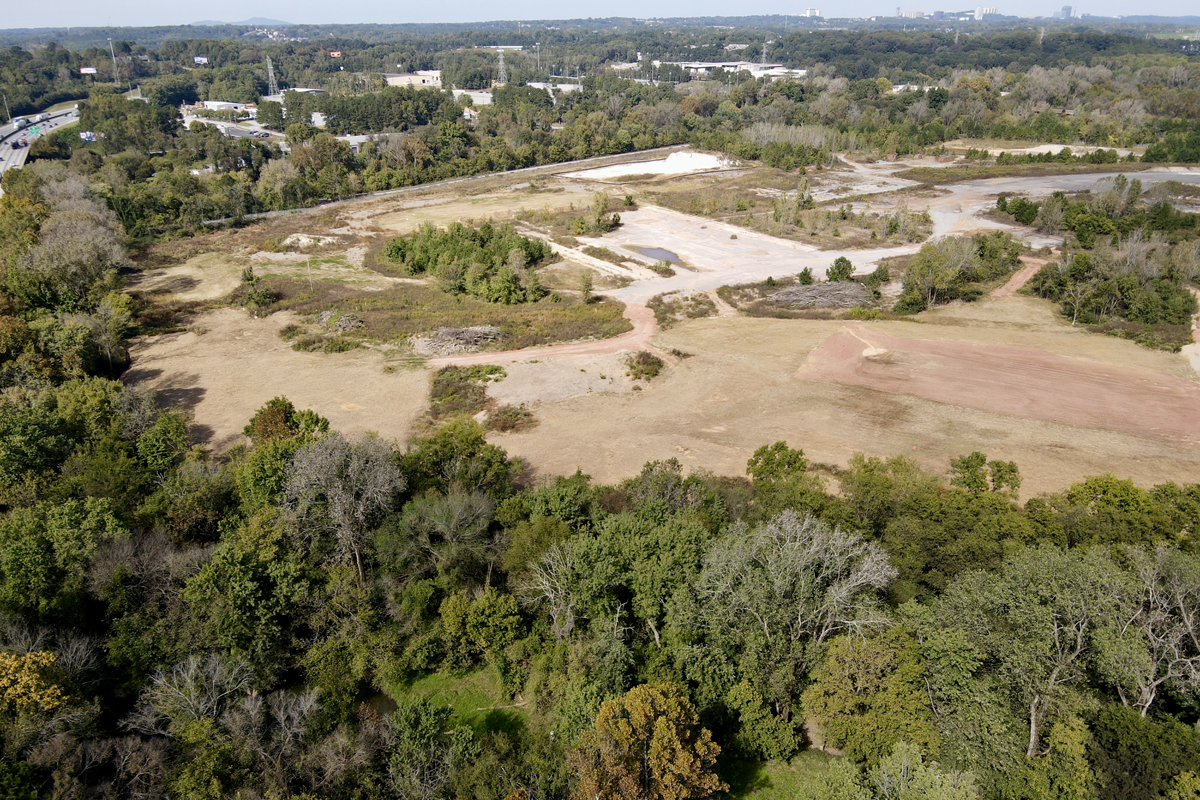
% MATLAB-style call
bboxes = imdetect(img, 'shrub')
[486,404,536,432]
[828,257,854,282]
[625,351,665,381]
[429,365,506,419]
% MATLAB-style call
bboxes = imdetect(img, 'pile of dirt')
[413,325,503,356]
[283,233,340,249]
[768,282,871,309]
[318,311,365,332]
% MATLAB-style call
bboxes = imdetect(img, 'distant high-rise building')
[1060,5,1073,17]
[902,10,925,17]
[931,10,944,18]
[803,8,821,16]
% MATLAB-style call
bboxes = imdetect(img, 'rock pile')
[768,281,871,309]
[412,325,503,356]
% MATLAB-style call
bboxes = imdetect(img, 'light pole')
[2,93,10,123]
[535,42,541,73]
[108,38,119,87]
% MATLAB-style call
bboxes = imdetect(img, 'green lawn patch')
[392,666,527,738]
[723,750,840,799]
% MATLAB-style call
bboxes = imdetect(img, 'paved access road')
[0,107,79,188]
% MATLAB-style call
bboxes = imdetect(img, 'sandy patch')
[565,152,731,181]
[486,353,638,406]
[129,253,245,302]
[491,313,1200,497]
[371,188,586,235]
[798,325,1200,445]
[125,308,428,451]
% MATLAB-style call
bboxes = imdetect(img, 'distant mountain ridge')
[190,18,293,27]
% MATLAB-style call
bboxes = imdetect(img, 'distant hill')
[190,18,293,26]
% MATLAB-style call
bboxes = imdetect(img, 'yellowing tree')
[0,651,67,714]
[570,683,725,800]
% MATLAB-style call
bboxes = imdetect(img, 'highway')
[0,107,79,187]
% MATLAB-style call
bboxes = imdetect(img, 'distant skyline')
[4,0,1199,31]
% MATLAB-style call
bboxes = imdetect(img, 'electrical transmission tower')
[496,50,508,85]
[266,56,279,96]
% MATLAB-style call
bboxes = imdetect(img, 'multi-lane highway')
[0,107,79,184]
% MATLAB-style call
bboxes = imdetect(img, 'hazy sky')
[5,0,1198,31]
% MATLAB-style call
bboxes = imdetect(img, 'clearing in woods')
[124,153,1200,495]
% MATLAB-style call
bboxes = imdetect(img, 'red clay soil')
[991,256,1049,298]
[429,302,664,367]
[799,326,1200,445]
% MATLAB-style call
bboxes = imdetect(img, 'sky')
[5,0,1199,31]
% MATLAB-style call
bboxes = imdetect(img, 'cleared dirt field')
[125,308,429,450]
[121,156,1200,493]
[799,326,1200,446]
[494,300,1200,497]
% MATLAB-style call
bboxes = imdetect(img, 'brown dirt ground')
[798,325,1200,446]
[119,165,1200,496]
[491,295,1200,498]
[125,308,429,450]
[991,256,1048,299]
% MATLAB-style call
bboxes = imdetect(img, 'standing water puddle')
[629,246,682,264]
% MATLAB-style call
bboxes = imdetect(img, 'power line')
[266,55,279,96]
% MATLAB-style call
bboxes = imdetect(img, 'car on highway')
[16,139,27,148]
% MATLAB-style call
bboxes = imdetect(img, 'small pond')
[629,246,682,264]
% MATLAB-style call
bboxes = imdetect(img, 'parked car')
[254,131,270,138]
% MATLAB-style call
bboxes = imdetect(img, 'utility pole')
[266,55,279,96]
[108,38,119,87]
[1,94,10,123]
[496,49,507,85]
[535,42,541,73]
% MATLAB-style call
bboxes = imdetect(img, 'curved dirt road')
[428,302,663,367]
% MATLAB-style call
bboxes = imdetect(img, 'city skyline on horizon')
[3,1,1199,33]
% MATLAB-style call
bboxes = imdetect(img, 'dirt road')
[992,257,1050,298]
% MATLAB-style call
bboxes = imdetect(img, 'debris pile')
[412,325,503,356]
[768,282,871,309]
[317,311,365,332]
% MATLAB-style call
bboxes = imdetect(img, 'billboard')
[79,67,98,74]
[329,51,342,58]
[194,56,209,65]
